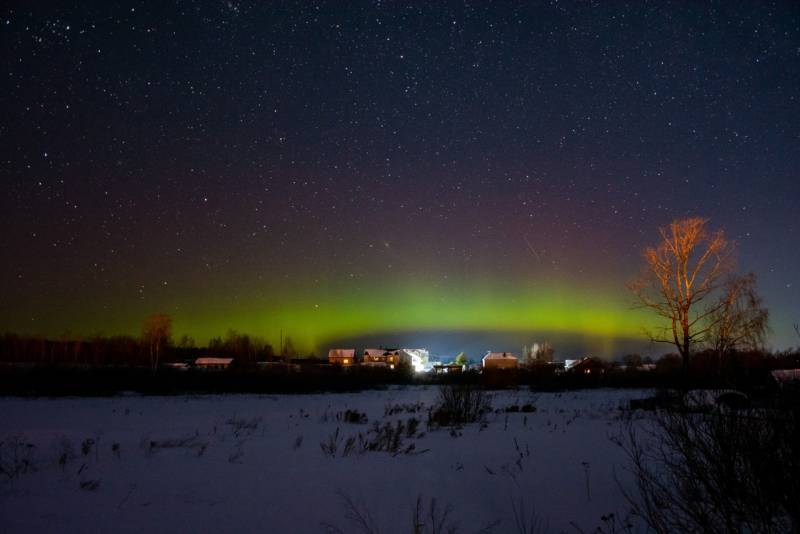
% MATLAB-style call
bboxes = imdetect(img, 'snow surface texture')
[0,388,651,533]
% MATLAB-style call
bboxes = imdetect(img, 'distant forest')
[0,330,301,367]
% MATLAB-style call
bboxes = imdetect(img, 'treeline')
[0,334,149,367]
[0,330,300,367]
[516,349,800,391]
[0,350,798,397]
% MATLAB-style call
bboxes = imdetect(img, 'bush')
[618,391,800,533]
[352,421,415,456]
[429,384,491,427]
[503,402,536,413]
[322,492,460,534]
[79,479,100,491]
[322,421,423,458]
[320,428,342,458]
[339,409,368,424]
[52,435,76,468]
[0,435,36,479]
[145,434,208,457]
[384,402,424,416]
[226,416,262,437]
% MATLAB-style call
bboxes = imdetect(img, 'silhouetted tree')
[534,341,554,363]
[623,353,643,368]
[707,273,769,357]
[141,313,172,372]
[522,345,533,364]
[281,336,297,362]
[178,335,195,349]
[522,342,554,366]
[655,353,682,374]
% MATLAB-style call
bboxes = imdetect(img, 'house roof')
[328,348,355,358]
[364,348,400,357]
[566,357,605,372]
[565,357,601,369]
[482,352,518,361]
[195,357,233,365]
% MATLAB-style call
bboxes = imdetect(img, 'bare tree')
[707,272,769,356]
[141,313,172,373]
[281,335,297,363]
[178,334,195,349]
[522,342,554,367]
[629,217,734,376]
[534,341,554,364]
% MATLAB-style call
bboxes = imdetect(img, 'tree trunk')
[153,342,160,374]
[682,336,690,375]
[681,311,691,386]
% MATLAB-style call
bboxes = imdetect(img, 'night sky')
[2,2,799,357]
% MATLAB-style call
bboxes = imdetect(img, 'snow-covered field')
[0,388,652,533]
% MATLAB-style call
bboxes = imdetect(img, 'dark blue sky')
[2,1,799,353]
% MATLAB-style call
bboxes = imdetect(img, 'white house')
[400,348,429,373]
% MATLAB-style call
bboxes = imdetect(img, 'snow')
[0,388,652,533]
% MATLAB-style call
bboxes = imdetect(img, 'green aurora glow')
[4,264,660,354]
[171,279,654,353]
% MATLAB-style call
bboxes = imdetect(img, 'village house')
[565,357,606,375]
[433,363,465,374]
[194,357,234,370]
[328,348,356,366]
[362,348,402,369]
[482,351,518,370]
[402,348,429,373]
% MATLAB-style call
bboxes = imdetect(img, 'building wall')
[483,358,518,370]
[328,350,355,365]
[362,352,400,367]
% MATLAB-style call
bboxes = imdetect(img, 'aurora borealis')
[2,2,799,357]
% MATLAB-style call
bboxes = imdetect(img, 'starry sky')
[2,1,799,358]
